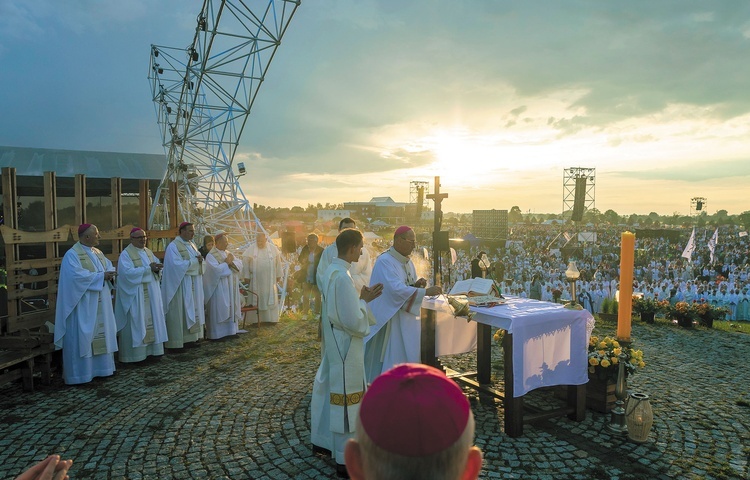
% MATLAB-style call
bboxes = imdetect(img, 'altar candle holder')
[607,352,629,434]
[564,261,583,310]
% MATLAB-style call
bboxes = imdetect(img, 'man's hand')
[104,271,117,282]
[150,262,163,273]
[360,283,384,303]
[226,252,235,264]
[425,285,442,297]
[414,278,427,288]
[197,255,204,263]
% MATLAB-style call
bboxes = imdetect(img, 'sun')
[416,128,506,187]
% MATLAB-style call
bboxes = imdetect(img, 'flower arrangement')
[692,301,728,328]
[665,301,696,328]
[493,328,506,345]
[632,296,669,315]
[588,335,645,382]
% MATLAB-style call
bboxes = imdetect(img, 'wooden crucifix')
[426,176,448,286]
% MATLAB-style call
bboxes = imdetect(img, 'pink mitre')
[359,363,470,457]
[394,225,412,236]
[77,223,92,235]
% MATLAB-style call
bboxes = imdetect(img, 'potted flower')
[587,335,646,412]
[632,296,669,324]
[692,301,728,329]
[665,301,696,328]
[599,297,619,322]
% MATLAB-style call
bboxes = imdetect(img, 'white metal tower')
[147,0,301,243]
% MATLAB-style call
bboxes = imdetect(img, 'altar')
[424,296,595,437]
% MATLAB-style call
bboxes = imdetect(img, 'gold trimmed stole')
[125,244,157,344]
[72,242,109,355]
[174,239,202,334]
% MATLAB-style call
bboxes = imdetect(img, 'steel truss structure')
[690,197,707,216]
[562,167,596,219]
[147,0,300,243]
[409,180,429,221]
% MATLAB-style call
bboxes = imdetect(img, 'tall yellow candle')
[617,231,635,341]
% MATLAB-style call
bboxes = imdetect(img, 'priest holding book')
[363,226,442,383]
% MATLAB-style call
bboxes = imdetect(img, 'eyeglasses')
[400,237,416,244]
[131,236,148,239]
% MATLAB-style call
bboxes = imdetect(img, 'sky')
[1,1,750,216]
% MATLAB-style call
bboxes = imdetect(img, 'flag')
[707,227,719,264]
[681,227,696,262]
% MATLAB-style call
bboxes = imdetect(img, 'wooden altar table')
[422,296,594,437]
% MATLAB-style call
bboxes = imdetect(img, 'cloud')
[614,158,750,183]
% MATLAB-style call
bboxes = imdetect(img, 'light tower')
[562,167,596,222]
[690,197,707,216]
[409,180,429,222]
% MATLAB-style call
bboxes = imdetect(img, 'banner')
[707,227,719,264]
[681,227,696,262]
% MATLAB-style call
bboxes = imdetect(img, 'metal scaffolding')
[147,0,301,244]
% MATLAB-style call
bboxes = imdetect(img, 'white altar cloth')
[471,297,595,397]
[423,297,478,356]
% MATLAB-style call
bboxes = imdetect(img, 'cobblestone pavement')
[1,315,748,479]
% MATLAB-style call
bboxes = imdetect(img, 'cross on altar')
[426,176,448,286]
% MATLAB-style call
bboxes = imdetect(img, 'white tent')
[363,231,381,243]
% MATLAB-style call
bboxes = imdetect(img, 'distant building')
[317,209,352,222]
[472,209,509,240]
[343,197,409,224]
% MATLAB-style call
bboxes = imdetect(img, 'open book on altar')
[449,278,501,297]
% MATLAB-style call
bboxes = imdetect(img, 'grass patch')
[706,462,742,479]
[712,320,750,334]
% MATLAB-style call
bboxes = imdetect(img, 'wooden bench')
[0,345,55,392]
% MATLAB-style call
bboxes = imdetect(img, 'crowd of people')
[53,221,286,386]
[22,219,750,479]
[417,224,750,320]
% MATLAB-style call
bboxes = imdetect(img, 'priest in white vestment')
[203,231,243,339]
[363,226,442,384]
[317,218,373,295]
[54,224,118,385]
[114,228,168,362]
[310,229,383,474]
[242,233,283,323]
[161,222,205,348]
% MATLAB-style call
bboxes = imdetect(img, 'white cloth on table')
[421,297,477,356]
[471,296,594,397]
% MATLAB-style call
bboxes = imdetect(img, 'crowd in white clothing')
[299,224,750,321]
